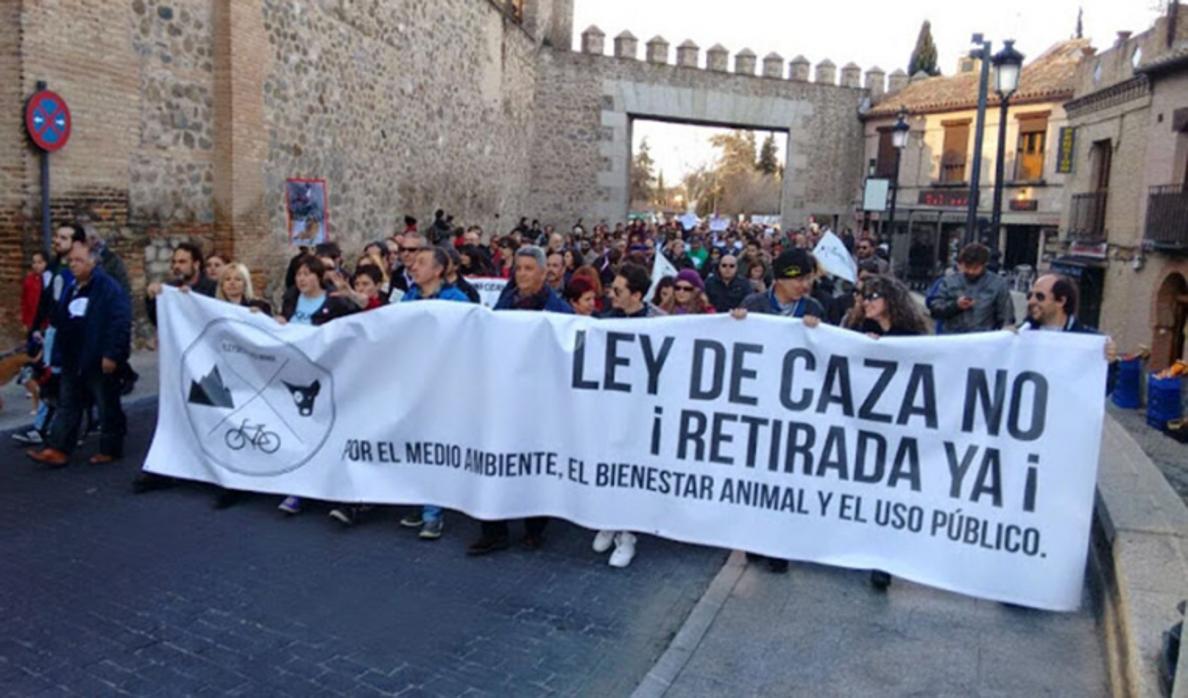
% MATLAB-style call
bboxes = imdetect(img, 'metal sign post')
[24,81,73,257]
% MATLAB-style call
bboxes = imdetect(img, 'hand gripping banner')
[145,290,1108,611]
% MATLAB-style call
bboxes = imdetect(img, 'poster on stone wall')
[286,178,329,246]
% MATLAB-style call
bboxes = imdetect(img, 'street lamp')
[989,40,1024,255]
[965,34,993,245]
[887,108,910,275]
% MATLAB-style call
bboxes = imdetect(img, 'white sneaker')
[592,530,616,553]
[609,532,637,568]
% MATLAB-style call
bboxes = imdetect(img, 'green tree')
[630,138,657,206]
[654,170,668,208]
[756,132,779,175]
[908,21,941,76]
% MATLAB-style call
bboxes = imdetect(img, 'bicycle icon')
[224,419,281,454]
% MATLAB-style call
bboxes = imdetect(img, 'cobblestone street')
[0,400,725,697]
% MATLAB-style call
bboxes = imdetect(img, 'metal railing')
[1144,184,1188,251]
[1068,191,1108,242]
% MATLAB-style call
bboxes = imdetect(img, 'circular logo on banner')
[25,90,72,152]
[179,319,335,476]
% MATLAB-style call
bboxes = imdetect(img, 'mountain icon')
[188,366,234,409]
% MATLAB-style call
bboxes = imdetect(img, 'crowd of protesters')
[13,209,1117,587]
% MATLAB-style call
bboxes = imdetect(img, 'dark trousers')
[482,517,548,540]
[49,370,125,457]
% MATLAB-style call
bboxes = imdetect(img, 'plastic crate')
[1146,375,1183,431]
[1111,358,1142,409]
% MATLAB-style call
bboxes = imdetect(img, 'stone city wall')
[528,28,869,231]
[1,0,561,340]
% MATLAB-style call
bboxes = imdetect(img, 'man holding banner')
[737,248,825,323]
[472,246,572,555]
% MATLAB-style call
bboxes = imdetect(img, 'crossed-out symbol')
[204,358,307,449]
[31,97,67,146]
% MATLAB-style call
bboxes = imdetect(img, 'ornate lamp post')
[989,40,1024,254]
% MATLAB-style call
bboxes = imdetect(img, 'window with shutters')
[940,120,970,183]
[1014,114,1048,181]
[874,129,897,179]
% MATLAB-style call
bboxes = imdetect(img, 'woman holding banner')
[845,274,929,590]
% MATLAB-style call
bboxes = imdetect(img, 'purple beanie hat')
[675,268,705,291]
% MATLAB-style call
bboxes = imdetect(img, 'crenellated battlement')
[577,26,902,95]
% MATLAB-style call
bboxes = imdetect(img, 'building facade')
[1059,6,1188,368]
[860,40,1086,291]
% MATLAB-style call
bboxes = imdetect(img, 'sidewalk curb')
[631,550,746,698]
[1095,416,1188,698]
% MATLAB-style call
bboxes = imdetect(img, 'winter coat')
[927,271,1015,334]
[51,268,131,376]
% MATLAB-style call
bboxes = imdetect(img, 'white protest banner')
[709,216,730,232]
[648,243,678,298]
[813,231,858,283]
[466,276,508,309]
[147,290,1107,611]
[679,213,700,231]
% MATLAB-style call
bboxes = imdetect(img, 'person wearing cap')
[661,269,715,315]
[735,248,825,323]
[729,248,823,574]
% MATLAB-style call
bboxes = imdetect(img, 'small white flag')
[648,243,679,298]
[812,231,858,284]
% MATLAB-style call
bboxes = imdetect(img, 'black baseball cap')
[773,248,813,280]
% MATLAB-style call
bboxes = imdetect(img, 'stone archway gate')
[528,29,884,230]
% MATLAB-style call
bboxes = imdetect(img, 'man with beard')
[928,243,1014,334]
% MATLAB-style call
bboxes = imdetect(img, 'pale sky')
[577,0,1160,178]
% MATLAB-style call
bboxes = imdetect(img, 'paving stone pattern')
[0,402,725,696]
[1108,400,1188,506]
[668,560,1110,697]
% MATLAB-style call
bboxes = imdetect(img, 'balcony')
[1068,191,1108,243]
[1145,184,1188,252]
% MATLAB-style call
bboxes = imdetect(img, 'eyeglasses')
[720,263,736,268]
[862,291,884,301]
[1027,291,1046,301]
[400,246,421,253]
[674,284,695,292]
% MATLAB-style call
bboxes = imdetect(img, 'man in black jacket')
[704,254,751,312]
[28,241,131,467]
[13,223,88,447]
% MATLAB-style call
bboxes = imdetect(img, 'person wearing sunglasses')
[839,274,930,590]
[1020,274,1119,388]
[591,263,665,568]
[845,275,930,339]
[660,269,715,315]
[704,254,751,312]
[385,232,427,302]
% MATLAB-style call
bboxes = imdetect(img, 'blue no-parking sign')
[25,89,72,152]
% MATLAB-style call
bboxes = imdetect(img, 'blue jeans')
[422,505,442,523]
